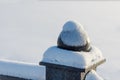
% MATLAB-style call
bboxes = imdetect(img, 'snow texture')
[42,46,104,68]
[60,20,90,47]
[1,1,120,79]
[85,70,104,80]
[0,59,45,80]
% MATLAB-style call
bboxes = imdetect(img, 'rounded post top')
[57,20,91,52]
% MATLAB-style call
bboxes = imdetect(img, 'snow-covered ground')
[0,0,120,80]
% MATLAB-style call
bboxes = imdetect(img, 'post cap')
[57,20,91,52]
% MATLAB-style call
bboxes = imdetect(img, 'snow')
[59,20,90,46]
[85,70,104,80]
[0,1,120,80]
[0,59,45,80]
[62,20,84,32]
[42,46,104,68]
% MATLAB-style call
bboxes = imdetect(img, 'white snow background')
[0,0,120,80]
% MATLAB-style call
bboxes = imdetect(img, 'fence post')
[40,59,105,80]
[40,21,106,80]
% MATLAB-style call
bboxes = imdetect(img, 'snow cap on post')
[57,20,91,52]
